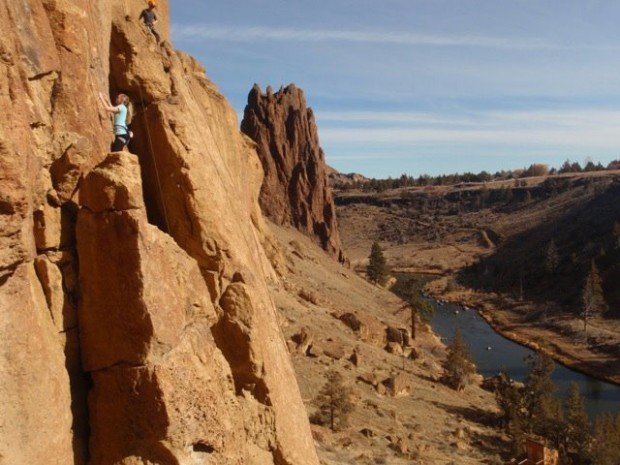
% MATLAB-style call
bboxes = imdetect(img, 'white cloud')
[317,111,476,126]
[172,24,559,50]
[316,109,620,149]
[317,109,620,128]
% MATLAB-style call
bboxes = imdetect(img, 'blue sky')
[170,1,620,178]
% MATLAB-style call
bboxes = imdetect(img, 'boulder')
[386,326,410,347]
[79,152,145,213]
[339,312,362,331]
[321,340,347,360]
[291,327,315,355]
[339,312,385,345]
[357,372,380,387]
[385,342,404,356]
[382,373,411,397]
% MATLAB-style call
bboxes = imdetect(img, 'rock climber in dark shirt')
[140,1,161,44]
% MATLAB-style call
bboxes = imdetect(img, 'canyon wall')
[0,1,318,464]
[241,84,346,264]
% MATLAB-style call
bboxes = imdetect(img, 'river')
[429,299,620,418]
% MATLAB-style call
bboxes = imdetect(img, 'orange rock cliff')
[0,1,319,464]
[241,84,346,264]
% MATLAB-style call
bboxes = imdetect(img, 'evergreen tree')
[495,372,525,431]
[545,240,560,274]
[311,370,355,431]
[522,354,559,437]
[582,260,608,341]
[545,400,565,449]
[392,276,434,340]
[367,241,388,285]
[563,382,590,460]
[407,293,434,340]
[589,412,620,465]
[443,329,476,391]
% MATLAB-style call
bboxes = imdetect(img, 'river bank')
[424,277,620,387]
[426,296,620,418]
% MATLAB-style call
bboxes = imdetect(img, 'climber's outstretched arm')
[98,92,119,114]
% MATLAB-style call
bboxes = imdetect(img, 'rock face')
[241,84,346,263]
[0,1,319,464]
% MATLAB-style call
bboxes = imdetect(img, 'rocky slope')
[0,1,317,464]
[241,84,346,264]
[269,223,505,465]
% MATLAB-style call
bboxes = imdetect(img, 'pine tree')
[563,382,590,459]
[522,354,558,436]
[407,293,434,340]
[495,372,524,430]
[311,370,355,431]
[582,260,608,342]
[589,413,620,465]
[443,328,476,391]
[545,240,560,274]
[543,398,565,449]
[367,241,388,285]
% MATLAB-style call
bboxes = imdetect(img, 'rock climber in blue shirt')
[98,92,132,152]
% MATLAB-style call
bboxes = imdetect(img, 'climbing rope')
[133,54,283,339]
[137,85,172,234]
[182,81,284,324]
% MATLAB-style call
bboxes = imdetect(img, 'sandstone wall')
[241,84,346,264]
[0,1,318,464]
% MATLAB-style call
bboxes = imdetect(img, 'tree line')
[334,159,620,192]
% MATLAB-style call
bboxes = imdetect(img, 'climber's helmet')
[148,1,156,8]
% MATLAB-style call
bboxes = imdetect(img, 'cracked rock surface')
[0,1,318,464]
